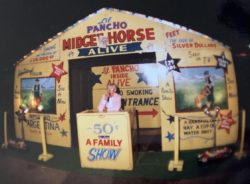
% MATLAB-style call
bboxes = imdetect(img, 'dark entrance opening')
[69,53,160,149]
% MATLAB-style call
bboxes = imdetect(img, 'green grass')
[0,140,242,180]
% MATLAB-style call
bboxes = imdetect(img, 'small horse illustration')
[195,85,211,109]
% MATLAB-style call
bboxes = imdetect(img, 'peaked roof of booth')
[15,7,228,65]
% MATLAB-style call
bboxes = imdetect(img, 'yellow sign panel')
[60,9,165,58]
[92,64,161,128]
[21,39,60,65]
[77,110,133,170]
[159,27,239,151]
[14,61,71,147]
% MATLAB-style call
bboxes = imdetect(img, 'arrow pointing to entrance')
[138,108,158,118]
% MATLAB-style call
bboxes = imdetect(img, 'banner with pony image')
[21,77,56,114]
[173,67,228,112]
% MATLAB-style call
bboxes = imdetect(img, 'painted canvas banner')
[92,63,161,128]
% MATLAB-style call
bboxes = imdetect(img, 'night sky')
[0,0,250,117]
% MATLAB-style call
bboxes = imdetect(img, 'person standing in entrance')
[98,83,121,112]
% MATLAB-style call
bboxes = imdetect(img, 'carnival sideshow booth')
[10,8,247,173]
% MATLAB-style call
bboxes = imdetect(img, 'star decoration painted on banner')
[136,72,148,84]
[58,112,66,122]
[159,53,181,73]
[218,110,236,134]
[167,115,175,124]
[214,52,231,73]
[89,71,102,87]
[50,62,68,83]
[60,129,68,137]
[165,132,174,142]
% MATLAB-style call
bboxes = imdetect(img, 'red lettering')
[126,29,136,42]
[165,32,170,38]
[85,139,91,146]
[103,139,110,146]
[89,35,97,47]
[172,43,193,49]
[98,140,103,146]
[63,39,71,50]
[76,37,83,48]
[136,28,145,41]
[145,28,155,40]
[82,35,91,47]
[93,139,98,146]
[176,30,179,36]
[108,78,130,87]
[63,28,156,49]
[117,30,127,43]
[165,29,180,38]
[117,140,122,146]
[108,31,118,44]
[71,37,75,49]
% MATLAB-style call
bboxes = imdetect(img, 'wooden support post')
[168,116,184,172]
[2,111,8,148]
[235,109,247,160]
[38,115,53,161]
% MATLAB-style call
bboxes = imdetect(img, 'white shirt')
[98,93,121,112]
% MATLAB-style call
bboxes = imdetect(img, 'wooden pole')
[235,109,247,159]
[38,115,53,161]
[168,116,184,172]
[239,109,246,153]
[174,116,179,163]
[2,111,8,148]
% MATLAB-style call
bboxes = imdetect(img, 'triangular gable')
[16,8,228,66]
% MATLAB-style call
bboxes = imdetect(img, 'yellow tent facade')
[14,8,238,151]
